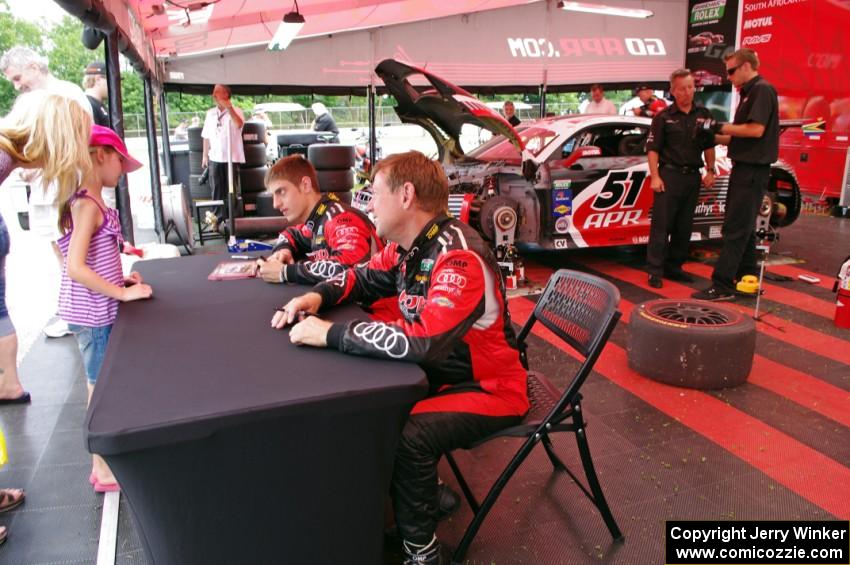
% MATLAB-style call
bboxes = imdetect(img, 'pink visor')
[89,125,143,174]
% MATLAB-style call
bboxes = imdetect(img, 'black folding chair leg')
[451,437,538,564]
[445,452,480,513]
[575,426,623,541]
[541,435,569,472]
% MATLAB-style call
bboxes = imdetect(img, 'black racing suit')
[314,214,529,544]
[271,194,383,285]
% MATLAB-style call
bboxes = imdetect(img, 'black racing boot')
[402,535,445,565]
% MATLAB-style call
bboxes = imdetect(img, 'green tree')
[0,0,43,113]
[46,15,91,86]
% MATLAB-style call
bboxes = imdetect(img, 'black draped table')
[86,254,427,565]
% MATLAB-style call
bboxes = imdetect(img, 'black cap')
[634,83,653,94]
[85,61,106,76]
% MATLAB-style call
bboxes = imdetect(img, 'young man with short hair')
[83,61,110,127]
[256,155,381,285]
[583,83,617,114]
[693,48,779,301]
[201,84,244,224]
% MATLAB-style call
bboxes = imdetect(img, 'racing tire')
[187,126,203,152]
[243,144,268,168]
[316,168,354,192]
[255,192,282,217]
[308,144,355,169]
[241,121,266,145]
[241,191,258,212]
[189,174,209,201]
[239,166,269,194]
[767,167,802,228]
[627,299,755,389]
[189,151,204,175]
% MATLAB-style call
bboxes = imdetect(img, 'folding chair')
[445,269,624,563]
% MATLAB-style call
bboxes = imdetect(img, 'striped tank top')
[58,190,124,327]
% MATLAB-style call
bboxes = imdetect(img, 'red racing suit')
[316,214,529,418]
[272,194,383,285]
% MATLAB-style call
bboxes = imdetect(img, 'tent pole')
[368,83,377,167]
[143,77,165,240]
[105,31,134,244]
[158,90,174,184]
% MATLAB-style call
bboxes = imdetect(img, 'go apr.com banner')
[666,521,850,564]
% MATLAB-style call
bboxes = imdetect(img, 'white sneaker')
[44,319,73,338]
[204,210,218,228]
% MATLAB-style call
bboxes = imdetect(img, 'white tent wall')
[164,0,687,90]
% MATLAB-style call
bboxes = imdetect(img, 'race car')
[369,59,801,256]
[693,69,726,87]
[688,31,725,48]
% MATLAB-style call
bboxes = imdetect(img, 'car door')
[546,124,654,248]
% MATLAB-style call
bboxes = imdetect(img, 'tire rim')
[649,302,732,325]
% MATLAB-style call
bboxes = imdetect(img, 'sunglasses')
[726,64,742,76]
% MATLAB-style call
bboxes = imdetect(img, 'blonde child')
[58,125,153,492]
[0,90,92,546]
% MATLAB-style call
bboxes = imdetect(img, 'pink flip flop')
[93,480,120,493]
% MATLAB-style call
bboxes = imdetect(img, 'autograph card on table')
[208,260,258,281]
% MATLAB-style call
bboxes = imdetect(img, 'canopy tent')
[55,0,686,92]
[163,0,686,94]
[49,0,687,246]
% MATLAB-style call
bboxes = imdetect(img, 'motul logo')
[743,16,772,28]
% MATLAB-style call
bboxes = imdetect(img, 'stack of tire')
[278,132,334,159]
[187,126,207,201]
[308,144,355,204]
[239,120,269,215]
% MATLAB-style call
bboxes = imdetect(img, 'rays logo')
[435,272,467,288]
[353,322,410,358]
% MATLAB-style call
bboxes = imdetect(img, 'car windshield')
[467,126,558,163]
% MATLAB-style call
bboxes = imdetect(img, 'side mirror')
[561,145,603,169]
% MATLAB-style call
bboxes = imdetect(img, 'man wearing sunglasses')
[693,48,779,301]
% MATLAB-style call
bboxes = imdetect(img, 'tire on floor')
[627,298,756,390]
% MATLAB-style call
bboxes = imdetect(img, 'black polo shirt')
[645,102,715,168]
[87,95,110,127]
[728,75,779,165]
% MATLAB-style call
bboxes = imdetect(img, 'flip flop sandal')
[94,481,120,493]
[0,489,24,513]
[0,525,7,545]
[0,392,31,405]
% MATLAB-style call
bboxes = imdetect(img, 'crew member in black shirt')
[693,48,779,301]
[645,68,716,288]
[83,61,110,127]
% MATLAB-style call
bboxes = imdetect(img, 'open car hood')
[375,59,527,163]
